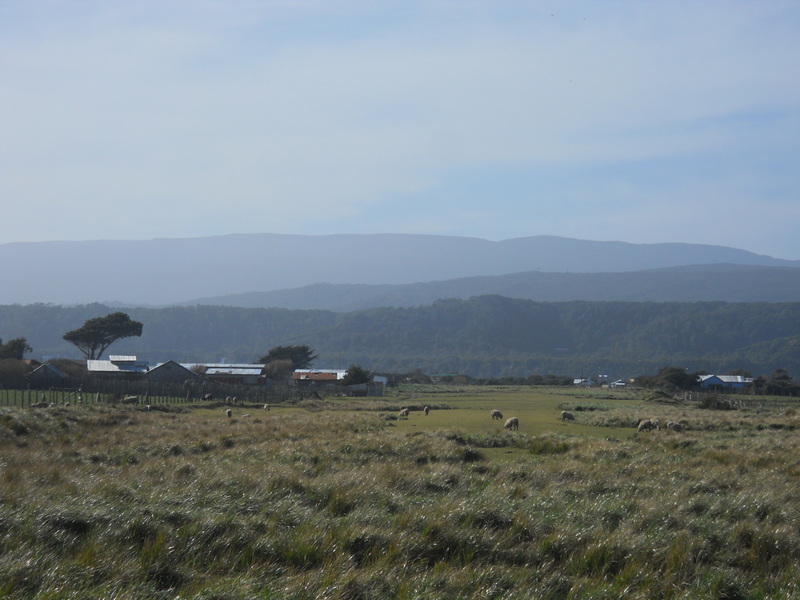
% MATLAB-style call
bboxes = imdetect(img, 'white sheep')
[263,403,270,411]
[491,409,504,420]
[637,419,654,432]
[504,417,519,431]
[399,408,410,418]
[561,410,575,422]
[667,421,684,432]
[226,408,232,418]
[424,405,430,415]
[652,418,661,430]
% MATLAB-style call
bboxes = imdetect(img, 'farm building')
[698,374,754,389]
[86,355,149,380]
[147,360,205,385]
[28,363,67,386]
[191,363,266,386]
[293,369,347,386]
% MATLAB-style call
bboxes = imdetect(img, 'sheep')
[667,421,684,432]
[30,401,50,409]
[263,403,270,411]
[491,409,504,420]
[652,418,661,430]
[203,393,213,401]
[399,408,410,418]
[122,396,138,405]
[637,419,654,432]
[504,417,519,431]
[561,410,575,422]
[226,408,232,418]
[424,405,430,415]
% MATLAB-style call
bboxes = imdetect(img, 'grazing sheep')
[561,410,575,422]
[232,396,239,404]
[399,408,410,418]
[491,409,504,420]
[203,393,213,401]
[30,401,49,409]
[652,418,661,430]
[226,396,232,403]
[122,396,138,405]
[667,421,684,432]
[424,405,430,415]
[226,408,232,418]
[504,417,519,431]
[263,403,270,411]
[637,419,654,432]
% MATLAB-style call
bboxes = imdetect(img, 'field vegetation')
[1,385,799,599]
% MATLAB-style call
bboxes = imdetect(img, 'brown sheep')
[504,417,519,431]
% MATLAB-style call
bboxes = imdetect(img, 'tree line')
[1,297,799,380]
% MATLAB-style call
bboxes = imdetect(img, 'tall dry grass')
[1,397,799,599]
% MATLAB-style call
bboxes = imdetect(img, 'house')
[293,369,347,386]
[610,380,627,388]
[698,374,753,390]
[573,378,596,387]
[147,360,205,385]
[86,355,149,380]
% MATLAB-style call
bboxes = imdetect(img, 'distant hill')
[184,264,800,310]
[1,233,797,306]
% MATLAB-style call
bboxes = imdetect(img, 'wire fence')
[0,378,316,408]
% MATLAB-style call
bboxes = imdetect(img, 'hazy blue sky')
[2,1,799,259]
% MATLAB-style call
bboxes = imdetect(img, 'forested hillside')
[2,298,799,379]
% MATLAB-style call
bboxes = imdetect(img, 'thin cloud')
[1,1,798,258]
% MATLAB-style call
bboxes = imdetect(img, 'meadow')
[1,385,799,599]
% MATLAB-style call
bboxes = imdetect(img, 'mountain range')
[1,234,798,307]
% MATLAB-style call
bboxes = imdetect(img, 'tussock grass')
[1,393,800,598]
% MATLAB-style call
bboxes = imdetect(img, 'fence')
[0,378,313,408]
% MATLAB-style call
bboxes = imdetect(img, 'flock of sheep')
[394,405,686,434]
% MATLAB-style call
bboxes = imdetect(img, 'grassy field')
[1,385,799,599]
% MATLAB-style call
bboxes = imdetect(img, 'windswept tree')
[0,337,32,360]
[258,345,318,369]
[63,312,143,360]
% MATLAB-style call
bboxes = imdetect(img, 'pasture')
[1,385,799,599]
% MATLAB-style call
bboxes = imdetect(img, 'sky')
[2,1,799,259]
